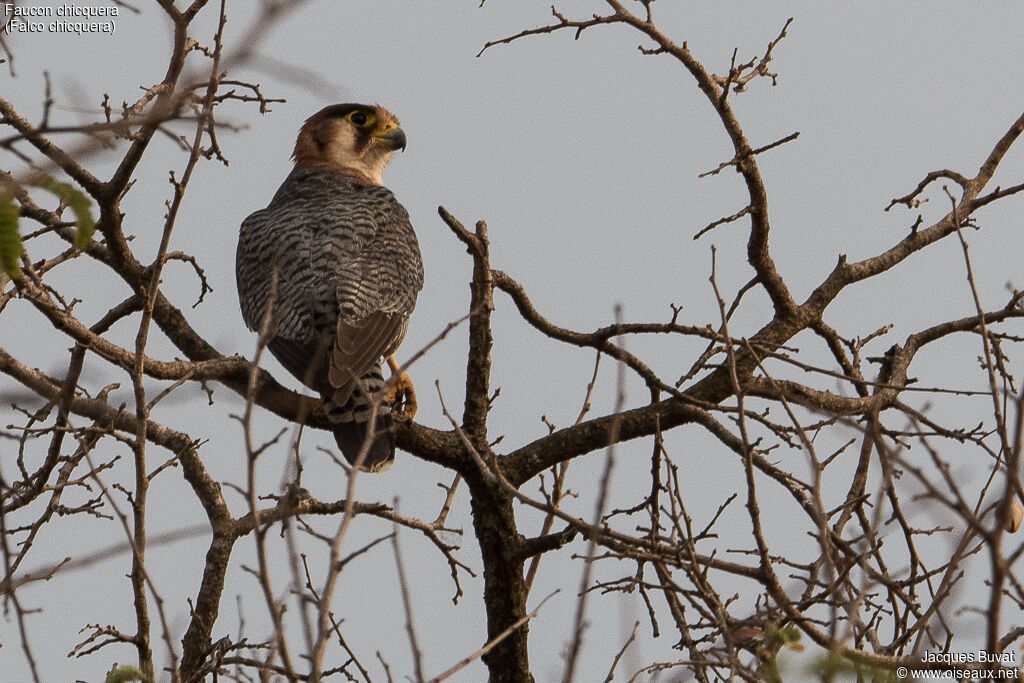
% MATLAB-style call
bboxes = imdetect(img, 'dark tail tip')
[332,412,396,472]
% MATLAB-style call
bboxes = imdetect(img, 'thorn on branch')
[541,415,557,434]
[711,17,793,95]
[885,169,969,212]
[211,80,286,114]
[700,132,799,178]
[476,5,621,57]
[695,205,753,239]
[438,205,483,258]
[519,525,579,560]
[163,251,213,307]
[638,44,667,56]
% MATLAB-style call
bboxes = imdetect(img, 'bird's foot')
[386,356,417,419]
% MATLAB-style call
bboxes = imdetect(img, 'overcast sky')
[3,2,1024,681]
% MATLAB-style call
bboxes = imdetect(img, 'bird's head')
[292,103,407,185]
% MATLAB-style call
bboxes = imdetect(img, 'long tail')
[321,363,396,472]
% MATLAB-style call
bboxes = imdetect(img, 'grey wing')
[236,207,316,339]
[237,201,322,389]
[317,189,424,403]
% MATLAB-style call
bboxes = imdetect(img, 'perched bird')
[236,103,423,472]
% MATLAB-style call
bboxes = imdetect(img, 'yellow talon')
[386,356,417,419]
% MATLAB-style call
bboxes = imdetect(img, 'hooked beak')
[376,127,407,152]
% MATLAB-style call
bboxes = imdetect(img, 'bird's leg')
[386,355,417,419]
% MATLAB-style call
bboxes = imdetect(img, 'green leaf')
[764,623,802,651]
[0,199,21,278]
[104,664,152,683]
[32,177,95,249]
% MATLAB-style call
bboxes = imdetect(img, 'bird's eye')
[346,111,374,127]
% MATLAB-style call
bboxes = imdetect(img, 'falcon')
[236,103,423,472]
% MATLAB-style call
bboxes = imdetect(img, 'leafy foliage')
[32,176,95,249]
[0,198,21,277]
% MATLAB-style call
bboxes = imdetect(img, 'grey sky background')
[3,2,1024,681]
